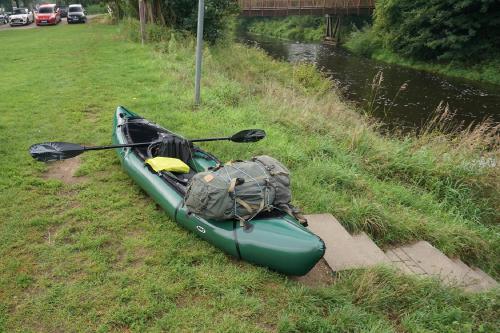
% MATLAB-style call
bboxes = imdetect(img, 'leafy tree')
[168,0,238,43]
[108,0,238,43]
[373,0,500,62]
[0,0,13,11]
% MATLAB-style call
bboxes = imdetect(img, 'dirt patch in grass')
[290,259,335,287]
[175,293,209,308]
[43,157,86,184]
[82,103,101,123]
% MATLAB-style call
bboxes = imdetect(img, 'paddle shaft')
[30,129,264,162]
[83,142,152,151]
[190,136,230,143]
[82,137,232,151]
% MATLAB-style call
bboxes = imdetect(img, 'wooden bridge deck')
[239,0,375,16]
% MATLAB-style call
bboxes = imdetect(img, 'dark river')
[238,33,500,131]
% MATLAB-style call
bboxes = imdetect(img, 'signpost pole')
[138,0,146,45]
[194,0,205,105]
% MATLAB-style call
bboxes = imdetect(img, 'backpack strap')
[227,176,268,226]
[277,204,308,227]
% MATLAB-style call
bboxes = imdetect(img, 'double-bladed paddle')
[30,129,266,162]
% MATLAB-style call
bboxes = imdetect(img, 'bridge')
[238,0,375,43]
[238,0,375,17]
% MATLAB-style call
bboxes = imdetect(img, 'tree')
[0,0,13,11]
[373,0,500,62]
[107,0,238,43]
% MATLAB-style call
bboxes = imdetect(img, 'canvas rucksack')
[184,155,306,226]
[251,155,291,205]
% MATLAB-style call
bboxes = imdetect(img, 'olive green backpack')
[184,155,306,226]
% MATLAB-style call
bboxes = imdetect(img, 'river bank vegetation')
[0,15,498,331]
[240,16,369,42]
[241,16,325,41]
[239,0,500,85]
[346,0,500,85]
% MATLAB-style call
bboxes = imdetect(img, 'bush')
[175,0,239,43]
[373,0,500,62]
[110,0,238,43]
[345,26,383,58]
[245,16,325,41]
[86,3,107,15]
[292,63,332,95]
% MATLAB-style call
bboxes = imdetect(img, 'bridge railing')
[238,0,375,10]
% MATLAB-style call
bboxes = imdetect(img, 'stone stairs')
[305,214,498,292]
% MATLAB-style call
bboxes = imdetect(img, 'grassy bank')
[240,16,370,43]
[241,16,325,41]
[345,28,500,86]
[0,19,498,332]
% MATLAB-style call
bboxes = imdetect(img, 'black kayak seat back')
[146,134,197,187]
[124,120,197,190]
[148,133,193,164]
[125,120,192,164]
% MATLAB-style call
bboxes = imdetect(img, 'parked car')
[0,12,8,24]
[9,8,34,26]
[35,4,61,26]
[4,11,12,23]
[67,4,86,24]
[59,6,67,18]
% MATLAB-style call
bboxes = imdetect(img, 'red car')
[35,4,61,26]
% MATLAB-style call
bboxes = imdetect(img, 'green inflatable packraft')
[112,106,325,276]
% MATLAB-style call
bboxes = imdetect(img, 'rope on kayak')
[223,163,270,227]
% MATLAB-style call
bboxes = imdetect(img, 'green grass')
[0,20,498,332]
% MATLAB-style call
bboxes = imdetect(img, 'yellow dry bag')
[145,157,190,174]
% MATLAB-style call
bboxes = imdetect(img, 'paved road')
[0,15,100,31]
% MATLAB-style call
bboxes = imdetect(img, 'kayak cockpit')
[122,118,220,193]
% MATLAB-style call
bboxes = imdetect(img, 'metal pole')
[139,0,146,45]
[194,0,205,105]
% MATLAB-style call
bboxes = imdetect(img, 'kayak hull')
[112,106,325,276]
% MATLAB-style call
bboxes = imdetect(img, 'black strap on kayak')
[232,220,242,260]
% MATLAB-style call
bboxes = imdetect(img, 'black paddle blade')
[29,142,85,162]
[230,129,266,143]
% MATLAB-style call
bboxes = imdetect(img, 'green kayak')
[112,106,325,276]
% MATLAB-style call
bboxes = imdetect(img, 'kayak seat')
[147,134,193,164]
[125,121,197,192]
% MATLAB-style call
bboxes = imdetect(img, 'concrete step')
[305,214,498,292]
[468,265,499,292]
[385,241,498,292]
[386,241,469,285]
[450,258,484,290]
[306,214,389,272]
[352,232,391,265]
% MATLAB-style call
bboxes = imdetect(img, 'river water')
[238,33,500,131]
